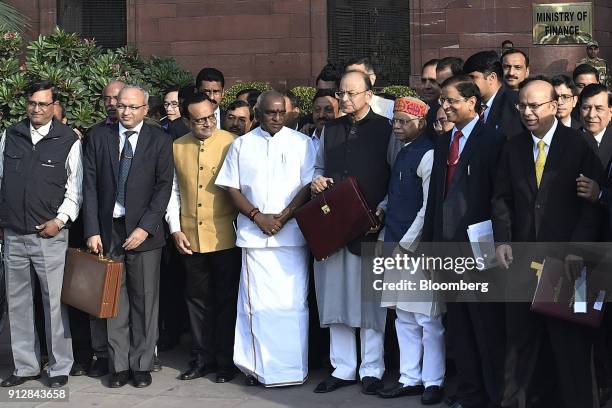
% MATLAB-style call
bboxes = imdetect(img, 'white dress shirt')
[451,114,480,155]
[531,118,558,161]
[215,125,315,248]
[483,88,499,123]
[311,127,323,154]
[593,128,606,147]
[0,121,83,224]
[370,95,394,119]
[113,121,144,218]
[215,107,221,128]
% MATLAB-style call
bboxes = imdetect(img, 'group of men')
[0,41,611,408]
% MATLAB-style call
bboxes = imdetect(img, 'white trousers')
[329,323,385,380]
[396,309,445,387]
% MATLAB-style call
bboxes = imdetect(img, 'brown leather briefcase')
[62,248,123,318]
[531,257,604,328]
[295,176,380,261]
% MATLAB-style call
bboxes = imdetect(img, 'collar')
[486,88,500,109]
[593,128,607,145]
[561,116,572,127]
[119,120,144,136]
[452,115,479,138]
[347,107,373,125]
[30,119,53,137]
[531,118,558,147]
[256,125,286,138]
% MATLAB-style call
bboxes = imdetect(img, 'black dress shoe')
[70,363,87,377]
[215,370,236,383]
[0,374,41,387]
[108,370,129,388]
[179,364,217,381]
[313,375,356,393]
[245,375,260,386]
[421,385,444,405]
[132,371,152,388]
[48,375,68,388]
[377,382,424,398]
[361,376,384,395]
[88,358,109,378]
[152,354,162,372]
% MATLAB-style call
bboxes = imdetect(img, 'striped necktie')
[116,130,136,206]
[535,140,546,188]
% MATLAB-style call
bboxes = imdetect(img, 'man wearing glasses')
[0,80,83,388]
[196,67,226,128]
[311,70,391,396]
[493,78,602,407]
[83,85,173,388]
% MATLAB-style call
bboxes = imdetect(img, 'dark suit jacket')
[492,124,603,243]
[422,120,506,243]
[82,122,174,252]
[581,127,612,169]
[485,85,525,140]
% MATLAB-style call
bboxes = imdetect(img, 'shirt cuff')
[168,218,181,235]
[56,213,70,224]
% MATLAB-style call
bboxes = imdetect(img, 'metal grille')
[327,0,410,87]
[57,0,127,49]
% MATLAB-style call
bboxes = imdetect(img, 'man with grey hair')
[83,85,174,388]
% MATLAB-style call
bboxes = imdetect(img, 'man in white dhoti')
[375,97,445,405]
[215,91,315,387]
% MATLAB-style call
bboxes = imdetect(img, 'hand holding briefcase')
[295,176,380,261]
[62,248,123,318]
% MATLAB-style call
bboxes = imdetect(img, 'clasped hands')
[254,208,292,236]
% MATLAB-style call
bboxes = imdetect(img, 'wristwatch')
[53,218,66,230]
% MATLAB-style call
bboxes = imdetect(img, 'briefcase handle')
[74,248,115,263]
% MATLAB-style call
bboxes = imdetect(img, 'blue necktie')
[116,131,136,206]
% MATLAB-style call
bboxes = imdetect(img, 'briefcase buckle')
[321,204,331,215]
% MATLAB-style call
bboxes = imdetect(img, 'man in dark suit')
[463,50,525,139]
[578,83,612,168]
[422,75,506,408]
[82,85,174,388]
[493,78,603,408]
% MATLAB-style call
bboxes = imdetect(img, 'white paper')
[594,290,606,311]
[467,220,498,270]
[573,267,587,314]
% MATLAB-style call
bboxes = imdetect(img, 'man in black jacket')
[83,85,173,388]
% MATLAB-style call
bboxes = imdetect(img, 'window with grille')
[57,0,127,49]
[327,0,410,87]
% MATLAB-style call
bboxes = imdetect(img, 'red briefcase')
[295,176,380,261]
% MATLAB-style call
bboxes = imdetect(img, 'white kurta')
[215,125,315,386]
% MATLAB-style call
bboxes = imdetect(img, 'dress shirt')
[215,125,315,248]
[215,107,221,128]
[113,121,144,218]
[165,171,181,233]
[450,115,480,155]
[370,94,394,119]
[593,128,606,147]
[311,127,323,154]
[483,88,499,123]
[560,116,572,128]
[0,122,83,224]
[531,119,558,161]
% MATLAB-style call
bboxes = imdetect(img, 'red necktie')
[445,130,462,196]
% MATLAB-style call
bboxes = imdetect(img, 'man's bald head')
[518,79,558,137]
[103,80,126,119]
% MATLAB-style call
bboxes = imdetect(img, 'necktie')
[445,130,462,196]
[535,140,546,188]
[116,130,136,206]
[480,105,488,122]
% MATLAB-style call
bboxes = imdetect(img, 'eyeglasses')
[335,90,368,99]
[191,114,216,125]
[514,100,555,113]
[116,104,147,112]
[163,101,179,108]
[557,94,575,104]
[389,118,421,126]
[27,100,55,109]
[439,97,467,106]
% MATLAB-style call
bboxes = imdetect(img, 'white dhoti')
[233,246,309,387]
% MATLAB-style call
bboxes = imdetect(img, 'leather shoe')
[0,374,40,387]
[48,375,68,388]
[377,382,424,398]
[245,375,260,386]
[421,385,444,405]
[88,358,109,378]
[179,364,217,381]
[152,355,162,372]
[70,363,87,377]
[313,375,356,393]
[361,376,384,395]
[132,371,152,388]
[108,371,129,388]
[215,370,236,383]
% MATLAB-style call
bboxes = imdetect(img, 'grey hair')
[118,85,150,104]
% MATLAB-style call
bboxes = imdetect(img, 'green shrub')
[290,86,316,115]
[380,85,418,99]
[220,81,272,110]
[0,27,193,131]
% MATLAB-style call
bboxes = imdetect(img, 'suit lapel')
[130,124,151,180]
[448,120,483,192]
[107,123,120,184]
[438,131,451,199]
[486,87,504,126]
[597,128,612,168]
[537,125,566,194]
[520,133,537,196]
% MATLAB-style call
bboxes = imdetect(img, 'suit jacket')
[422,120,506,243]
[485,85,525,140]
[581,127,612,169]
[82,122,174,253]
[492,124,603,243]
